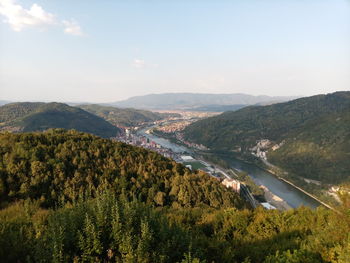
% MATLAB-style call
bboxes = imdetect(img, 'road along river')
[138,127,321,209]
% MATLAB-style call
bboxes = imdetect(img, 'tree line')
[0,129,349,262]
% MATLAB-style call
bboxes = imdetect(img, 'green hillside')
[0,130,349,262]
[0,102,120,138]
[0,102,44,124]
[79,104,180,127]
[0,129,243,209]
[183,91,350,183]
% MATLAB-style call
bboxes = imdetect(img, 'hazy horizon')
[1,0,349,102]
[0,91,322,104]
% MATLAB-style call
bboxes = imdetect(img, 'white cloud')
[63,19,83,36]
[0,0,83,36]
[132,58,158,69]
[0,0,55,31]
[132,59,146,69]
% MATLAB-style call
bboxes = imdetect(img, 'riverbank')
[139,126,323,209]
[196,155,293,210]
[278,177,337,211]
[260,185,292,210]
[219,152,330,209]
[197,154,293,210]
[258,160,337,211]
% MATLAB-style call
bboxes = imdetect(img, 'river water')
[138,128,190,153]
[221,157,320,209]
[138,127,320,209]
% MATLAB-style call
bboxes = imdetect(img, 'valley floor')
[142,121,336,210]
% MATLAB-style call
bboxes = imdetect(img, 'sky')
[0,0,349,103]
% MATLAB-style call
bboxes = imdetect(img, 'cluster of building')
[0,126,22,132]
[176,132,209,150]
[250,139,285,161]
[250,139,271,160]
[327,185,350,204]
[115,129,181,161]
[155,121,192,133]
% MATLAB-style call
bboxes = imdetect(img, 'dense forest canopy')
[0,102,44,123]
[183,91,350,184]
[0,102,120,138]
[0,129,243,209]
[0,129,349,262]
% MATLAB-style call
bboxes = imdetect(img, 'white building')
[185,164,192,170]
[222,178,241,193]
[261,202,276,210]
[181,155,194,162]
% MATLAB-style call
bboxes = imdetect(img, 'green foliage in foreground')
[0,194,189,263]
[0,130,349,262]
[0,130,244,209]
[0,129,246,262]
[1,193,350,262]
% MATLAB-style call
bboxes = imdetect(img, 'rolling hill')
[78,104,180,127]
[0,102,120,138]
[0,129,243,209]
[183,91,350,183]
[0,130,349,262]
[110,93,296,110]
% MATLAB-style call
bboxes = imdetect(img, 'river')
[138,127,190,153]
[220,156,320,209]
[138,127,321,209]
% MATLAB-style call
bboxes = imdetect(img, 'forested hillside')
[0,130,349,262]
[0,102,44,123]
[183,91,350,183]
[0,102,120,138]
[0,129,243,209]
[78,104,180,127]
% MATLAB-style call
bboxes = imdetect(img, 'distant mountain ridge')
[0,102,120,138]
[110,93,297,110]
[0,100,11,106]
[190,104,248,112]
[183,91,350,184]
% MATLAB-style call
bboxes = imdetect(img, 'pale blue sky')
[0,0,349,102]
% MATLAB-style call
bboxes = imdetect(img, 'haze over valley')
[0,0,349,262]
